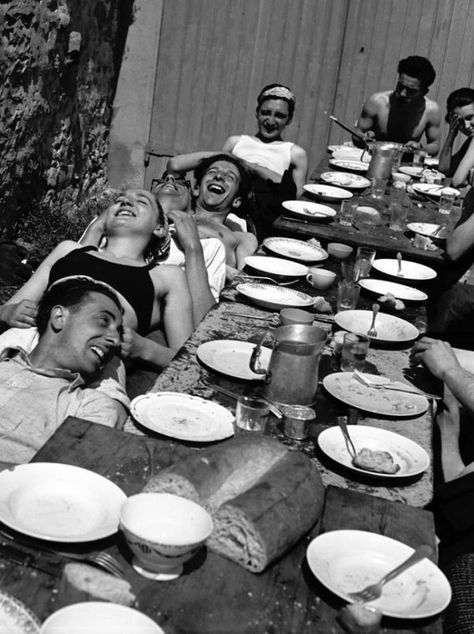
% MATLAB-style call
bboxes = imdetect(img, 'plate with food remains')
[359,278,427,301]
[334,310,419,344]
[372,258,437,281]
[318,424,429,478]
[323,372,428,417]
[398,165,424,178]
[411,183,460,199]
[237,282,314,311]
[329,159,369,173]
[0,591,40,634]
[131,392,235,441]
[0,463,126,542]
[303,183,353,202]
[306,530,451,618]
[406,222,448,240]
[282,200,336,220]
[197,339,271,381]
[263,237,328,263]
[320,171,371,190]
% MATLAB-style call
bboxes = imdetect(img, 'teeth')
[90,346,105,360]
[117,210,134,216]
[208,184,225,194]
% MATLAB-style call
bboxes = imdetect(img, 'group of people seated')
[2,56,474,622]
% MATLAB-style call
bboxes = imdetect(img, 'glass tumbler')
[236,396,269,432]
[340,333,370,371]
[336,280,360,312]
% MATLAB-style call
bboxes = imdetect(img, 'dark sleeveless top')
[48,246,155,335]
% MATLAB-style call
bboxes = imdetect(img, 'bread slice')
[57,563,135,608]
[352,447,400,474]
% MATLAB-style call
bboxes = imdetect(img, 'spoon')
[367,303,379,338]
[396,252,404,277]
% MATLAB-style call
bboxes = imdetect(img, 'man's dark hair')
[446,88,474,114]
[36,277,122,335]
[193,154,252,203]
[397,56,436,89]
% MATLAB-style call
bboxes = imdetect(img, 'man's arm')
[352,95,378,147]
[167,152,219,176]
[421,103,441,156]
[234,232,258,270]
[166,210,216,324]
[445,201,474,261]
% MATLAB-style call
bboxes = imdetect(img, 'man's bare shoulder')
[362,91,390,115]
[424,97,441,119]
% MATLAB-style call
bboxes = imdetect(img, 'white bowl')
[327,243,353,260]
[306,267,337,290]
[244,256,308,281]
[120,493,213,580]
[40,602,164,634]
[372,258,437,281]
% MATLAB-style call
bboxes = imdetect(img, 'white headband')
[260,86,295,103]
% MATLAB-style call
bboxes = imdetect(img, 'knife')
[0,539,63,576]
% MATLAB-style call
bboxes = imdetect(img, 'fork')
[57,550,126,578]
[367,303,379,338]
[352,370,440,400]
[336,417,357,459]
[349,544,433,603]
[396,251,404,277]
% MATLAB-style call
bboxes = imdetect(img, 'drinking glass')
[340,333,370,371]
[413,149,427,166]
[370,178,388,200]
[339,200,355,226]
[236,396,269,432]
[341,261,360,283]
[389,202,408,232]
[336,281,360,312]
[439,191,456,215]
[355,246,376,279]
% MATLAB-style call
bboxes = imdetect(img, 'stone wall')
[0,0,134,246]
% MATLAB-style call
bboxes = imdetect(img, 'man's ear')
[192,182,200,198]
[50,305,66,332]
[231,196,242,210]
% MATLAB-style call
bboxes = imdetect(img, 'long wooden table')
[272,158,460,267]
[0,417,439,633]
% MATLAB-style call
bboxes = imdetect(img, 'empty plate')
[318,424,429,476]
[359,278,427,301]
[398,166,423,178]
[372,258,437,281]
[263,237,328,262]
[237,282,314,311]
[131,392,234,441]
[306,530,451,618]
[320,171,371,189]
[407,222,447,240]
[244,256,308,280]
[197,339,270,381]
[303,183,353,202]
[329,159,369,173]
[0,463,126,542]
[334,309,419,343]
[282,200,336,219]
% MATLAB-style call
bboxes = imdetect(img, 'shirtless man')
[353,56,441,156]
[167,153,258,277]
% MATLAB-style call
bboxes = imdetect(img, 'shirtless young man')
[353,56,441,156]
[167,153,258,278]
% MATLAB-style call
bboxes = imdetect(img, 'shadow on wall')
[0,0,134,249]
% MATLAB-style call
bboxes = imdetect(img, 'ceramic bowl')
[306,267,337,290]
[120,493,213,579]
[40,602,164,634]
[391,172,411,184]
[327,243,353,260]
[280,308,314,326]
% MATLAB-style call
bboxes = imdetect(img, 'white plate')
[320,171,371,190]
[359,278,427,301]
[131,392,234,441]
[406,222,448,240]
[0,464,126,542]
[197,339,271,381]
[327,144,357,153]
[424,157,439,167]
[282,200,336,219]
[411,183,460,199]
[398,165,423,178]
[0,591,40,634]
[335,310,419,343]
[306,530,451,618]
[323,372,428,417]
[237,282,314,311]
[372,258,437,281]
[332,149,369,162]
[303,184,353,201]
[318,424,429,476]
[329,159,369,173]
[244,256,308,279]
[263,237,328,263]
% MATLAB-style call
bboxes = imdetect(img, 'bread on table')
[143,435,325,572]
[352,447,400,474]
[57,563,135,608]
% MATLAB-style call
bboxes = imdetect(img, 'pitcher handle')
[249,330,274,375]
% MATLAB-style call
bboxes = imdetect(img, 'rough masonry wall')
[0,0,134,247]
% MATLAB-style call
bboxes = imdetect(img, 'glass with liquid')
[340,333,370,371]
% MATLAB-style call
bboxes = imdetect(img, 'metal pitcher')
[367,142,404,179]
[249,324,327,406]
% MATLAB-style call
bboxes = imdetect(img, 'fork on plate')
[349,544,433,603]
[352,370,440,400]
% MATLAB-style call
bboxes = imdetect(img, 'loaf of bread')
[144,435,324,572]
[57,563,136,608]
[352,447,400,474]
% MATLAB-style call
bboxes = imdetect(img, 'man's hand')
[120,327,144,360]
[404,140,421,151]
[411,337,460,380]
[363,130,376,143]
[0,300,38,328]
[166,209,202,253]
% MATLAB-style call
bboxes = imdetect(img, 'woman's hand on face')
[0,300,38,328]
[448,113,461,137]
